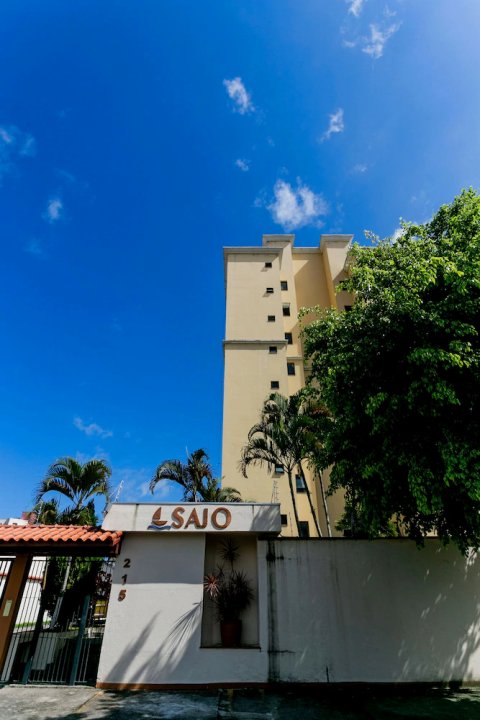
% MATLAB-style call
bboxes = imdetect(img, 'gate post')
[0,555,33,679]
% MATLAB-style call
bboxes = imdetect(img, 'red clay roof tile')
[0,524,122,548]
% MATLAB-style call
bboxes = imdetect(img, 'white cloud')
[321,108,345,142]
[107,467,174,503]
[20,134,36,157]
[56,168,76,183]
[43,196,63,223]
[352,163,368,173]
[266,179,329,231]
[235,158,250,172]
[73,417,113,439]
[24,238,43,255]
[391,227,404,242]
[0,125,36,181]
[342,38,357,48]
[362,22,400,59]
[347,0,364,18]
[0,128,13,144]
[223,77,254,114]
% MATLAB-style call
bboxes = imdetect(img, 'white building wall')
[97,533,270,687]
[265,539,480,683]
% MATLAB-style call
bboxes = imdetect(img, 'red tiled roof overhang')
[0,525,123,556]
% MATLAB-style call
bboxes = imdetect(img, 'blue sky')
[1,0,480,518]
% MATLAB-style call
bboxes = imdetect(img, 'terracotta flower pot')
[220,620,242,647]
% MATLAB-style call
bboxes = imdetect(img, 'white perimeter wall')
[98,536,480,686]
[97,533,269,686]
[265,539,480,683]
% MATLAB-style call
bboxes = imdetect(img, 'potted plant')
[203,540,254,647]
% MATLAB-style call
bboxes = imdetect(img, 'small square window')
[299,521,310,538]
[295,474,307,493]
[287,362,295,376]
[265,261,272,268]
[274,464,284,475]
[284,332,293,345]
[269,346,277,354]
[282,305,291,317]
[271,380,280,389]
[280,281,288,291]
[266,287,274,294]
[268,315,275,322]
[280,514,288,526]
[344,305,352,312]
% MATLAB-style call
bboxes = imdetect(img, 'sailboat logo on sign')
[148,505,232,531]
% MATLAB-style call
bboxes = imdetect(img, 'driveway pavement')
[1,685,480,720]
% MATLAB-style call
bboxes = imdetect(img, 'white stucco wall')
[265,539,480,683]
[97,526,480,687]
[97,533,270,686]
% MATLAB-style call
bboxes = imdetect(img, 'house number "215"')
[118,557,131,601]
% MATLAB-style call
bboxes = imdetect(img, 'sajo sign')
[149,505,232,531]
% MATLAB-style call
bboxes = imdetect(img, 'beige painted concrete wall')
[222,234,351,537]
[265,539,480,683]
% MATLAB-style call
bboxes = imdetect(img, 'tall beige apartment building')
[222,233,352,537]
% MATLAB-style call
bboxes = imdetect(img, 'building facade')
[222,233,352,537]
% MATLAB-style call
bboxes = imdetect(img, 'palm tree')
[240,392,322,537]
[299,393,334,538]
[32,457,112,634]
[150,449,242,502]
[35,457,112,524]
[201,477,242,503]
[150,448,213,501]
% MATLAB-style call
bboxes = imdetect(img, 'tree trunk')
[298,465,322,537]
[317,469,332,538]
[287,469,302,536]
[51,557,72,627]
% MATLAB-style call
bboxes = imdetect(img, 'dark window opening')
[269,346,277,354]
[274,465,284,475]
[271,380,280,389]
[282,305,291,317]
[280,281,288,291]
[268,315,275,322]
[280,514,288,526]
[344,305,352,312]
[266,287,274,294]
[299,521,310,538]
[285,332,293,344]
[287,362,295,376]
[265,262,272,268]
[295,474,307,493]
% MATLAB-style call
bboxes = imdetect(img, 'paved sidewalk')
[1,685,480,719]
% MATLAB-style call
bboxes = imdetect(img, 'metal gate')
[1,556,113,685]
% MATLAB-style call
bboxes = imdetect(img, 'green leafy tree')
[240,392,322,537]
[150,448,241,502]
[302,189,480,553]
[35,457,112,524]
